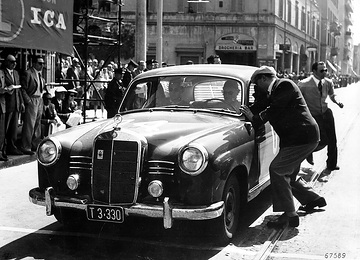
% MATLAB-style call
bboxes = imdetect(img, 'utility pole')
[156,0,163,67]
[135,0,147,63]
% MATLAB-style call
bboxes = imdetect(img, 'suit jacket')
[0,70,6,113]
[3,69,23,112]
[252,78,319,148]
[298,76,334,116]
[51,97,68,123]
[104,78,123,110]
[21,67,46,104]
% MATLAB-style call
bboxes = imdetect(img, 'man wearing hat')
[51,86,69,124]
[104,68,125,118]
[3,55,24,155]
[122,59,138,89]
[240,66,326,228]
[20,55,47,155]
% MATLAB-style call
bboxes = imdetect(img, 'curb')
[0,154,37,170]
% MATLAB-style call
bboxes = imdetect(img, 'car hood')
[52,110,245,157]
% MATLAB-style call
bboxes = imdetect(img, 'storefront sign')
[215,33,257,52]
[0,0,73,55]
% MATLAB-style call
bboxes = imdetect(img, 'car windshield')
[120,76,244,114]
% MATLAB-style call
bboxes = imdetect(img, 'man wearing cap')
[3,55,24,155]
[20,55,47,155]
[298,61,343,173]
[240,66,326,228]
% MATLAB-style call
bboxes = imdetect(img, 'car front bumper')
[29,187,224,229]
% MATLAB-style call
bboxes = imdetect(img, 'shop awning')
[0,0,73,55]
[326,60,337,73]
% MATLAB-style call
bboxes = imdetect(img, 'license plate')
[87,205,125,223]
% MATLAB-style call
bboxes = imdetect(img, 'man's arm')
[327,79,344,108]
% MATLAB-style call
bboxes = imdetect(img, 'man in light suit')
[3,55,24,155]
[0,69,12,161]
[298,61,344,172]
[20,55,47,155]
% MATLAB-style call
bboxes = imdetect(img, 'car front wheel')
[213,174,242,244]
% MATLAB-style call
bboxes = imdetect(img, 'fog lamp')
[66,174,80,190]
[148,180,163,198]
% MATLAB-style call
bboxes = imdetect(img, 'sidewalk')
[0,109,108,171]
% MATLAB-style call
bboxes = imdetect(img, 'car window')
[121,76,244,113]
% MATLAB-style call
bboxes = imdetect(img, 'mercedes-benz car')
[29,64,278,243]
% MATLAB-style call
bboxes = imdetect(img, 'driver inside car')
[222,79,241,113]
[168,78,188,106]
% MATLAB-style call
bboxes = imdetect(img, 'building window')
[301,7,306,31]
[295,4,299,28]
[219,1,223,8]
[312,16,316,38]
[231,0,243,12]
[287,0,292,23]
[279,0,284,19]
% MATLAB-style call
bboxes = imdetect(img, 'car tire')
[213,174,242,244]
[54,208,87,229]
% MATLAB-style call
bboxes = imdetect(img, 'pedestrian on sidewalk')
[2,55,24,155]
[298,61,343,172]
[0,69,11,161]
[240,66,326,228]
[104,68,124,118]
[20,55,48,155]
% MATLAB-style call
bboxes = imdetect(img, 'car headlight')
[37,137,62,166]
[179,144,208,176]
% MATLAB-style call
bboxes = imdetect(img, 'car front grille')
[92,137,141,205]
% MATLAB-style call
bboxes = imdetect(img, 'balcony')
[330,21,342,36]
[345,31,352,38]
[345,13,353,26]
[345,0,353,12]
[331,47,339,56]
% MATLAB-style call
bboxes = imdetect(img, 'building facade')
[91,0,357,75]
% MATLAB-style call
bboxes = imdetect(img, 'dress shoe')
[306,153,314,165]
[267,213,299,229]
[20,149,35,155]
[326,166,340,171]
[299,197,327,212]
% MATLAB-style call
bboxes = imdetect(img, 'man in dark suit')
[104,68,124,118]
[51,86,69,124]
[240,66,326,228]
[3,55,24,155]
[20,55,47,155]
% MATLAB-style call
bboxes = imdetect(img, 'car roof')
[134,64,258,82]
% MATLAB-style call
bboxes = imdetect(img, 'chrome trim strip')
[148,160,175,165]
[29,189,224,224]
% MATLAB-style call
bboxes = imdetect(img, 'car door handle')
[244,122,253,136]
[256,135,266,143]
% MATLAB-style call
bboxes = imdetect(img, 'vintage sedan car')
[29,64,278,243]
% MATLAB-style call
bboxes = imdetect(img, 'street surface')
[0,82,359,260]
